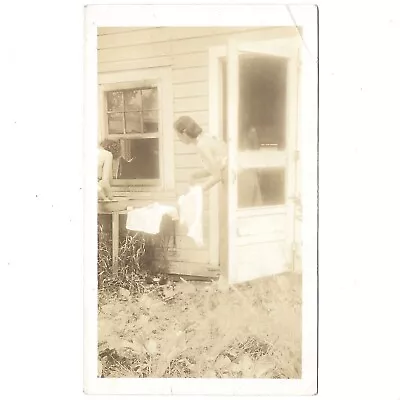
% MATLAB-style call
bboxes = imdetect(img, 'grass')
[97,218,302,379]
[97,272,302,379]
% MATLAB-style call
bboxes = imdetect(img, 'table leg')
[112,211,119,275]
[161,234,171,271]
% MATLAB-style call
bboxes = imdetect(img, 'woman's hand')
[99,179,113,200]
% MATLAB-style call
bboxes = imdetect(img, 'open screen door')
[226,37,300,284]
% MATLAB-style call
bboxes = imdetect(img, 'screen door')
[225,37,300,283]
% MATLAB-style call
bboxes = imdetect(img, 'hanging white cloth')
[178,186,204,247]
[126,203,179,235]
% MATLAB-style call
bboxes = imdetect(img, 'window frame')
[98,68,174,191]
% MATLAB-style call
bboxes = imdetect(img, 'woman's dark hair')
[174,116,203,139]
[100,139,121,159]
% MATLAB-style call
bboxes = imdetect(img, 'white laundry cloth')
[178,186,204,247]
[126,203,179,235]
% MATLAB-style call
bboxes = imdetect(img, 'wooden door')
[225,37,300,283]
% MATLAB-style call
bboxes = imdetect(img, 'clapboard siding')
[172,52,209,69]
[165,248,209,264]
[172,67,208,84]
[98,56,172,73]
[98,41,172,63]
[98,27,169,48]
[173,235,209,250]
[98,26,298,276]
[98,27,297,64]
[169,28,293,54]
[174,96,208,113]
[98,27,253,49]
[98,52,208,74]
[174,81,208,98]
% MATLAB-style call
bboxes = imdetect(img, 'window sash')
[99,69,174,190]
[104,85,161,186]
[109,136,161,185]
[106,87,159,136]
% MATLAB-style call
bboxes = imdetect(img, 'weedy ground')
[98,272,302,379]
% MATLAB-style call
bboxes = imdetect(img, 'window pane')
[238,56,287,150]
[238,168,285,208]
[125,112,142,134]
[142,88,158,110]
[107,112,124,134]
[124,89,142,111]
[143,110,158,133]
[118,138,160,180]
[107,91,124,112]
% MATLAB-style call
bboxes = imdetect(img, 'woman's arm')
[190,169,211,185]
[201,174,223,191]
[189,169,221,191]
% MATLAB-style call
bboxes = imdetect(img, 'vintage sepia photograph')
[84,4,318,396]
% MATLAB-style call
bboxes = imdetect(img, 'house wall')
[97,26,299,276]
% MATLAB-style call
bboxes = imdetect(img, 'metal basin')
[98,199,129,213]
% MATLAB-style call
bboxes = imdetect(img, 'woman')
[174,116,230,274]
[174,116,262,205]
[174,116,228,191]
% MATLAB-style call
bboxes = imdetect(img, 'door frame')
[208,45,226,267]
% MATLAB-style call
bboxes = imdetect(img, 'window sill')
[109,188,177,201]
[111,185,164,192]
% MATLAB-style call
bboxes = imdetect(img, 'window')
[222,55,287,151]
[238,55,287,151]
[237,168,285,208]
[221,54,288,209]
[99,68,174,190]
[105,86,160,183]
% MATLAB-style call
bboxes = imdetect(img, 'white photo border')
[83,4,318,395]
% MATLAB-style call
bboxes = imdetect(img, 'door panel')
[237,213,286,237]
[235,241,287,283]
[226,37,300,283]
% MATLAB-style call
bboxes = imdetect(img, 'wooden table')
[98,200,128,275]
[98,200,176,275]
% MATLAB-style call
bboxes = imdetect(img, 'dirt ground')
[98,272,302,379]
